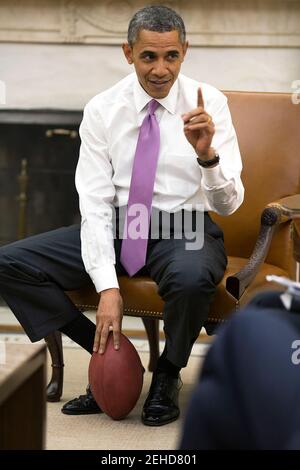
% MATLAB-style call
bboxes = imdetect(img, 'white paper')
[266,275,300,311]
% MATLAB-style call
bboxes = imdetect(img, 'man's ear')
[181,41,189,62]
[122,43,133,64]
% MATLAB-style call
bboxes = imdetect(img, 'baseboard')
[0,324,214,343]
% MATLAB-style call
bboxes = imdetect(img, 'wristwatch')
[197,153,220,168]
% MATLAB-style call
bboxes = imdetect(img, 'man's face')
[123,29,188,99]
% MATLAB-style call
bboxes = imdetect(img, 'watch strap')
[197,153,220,168]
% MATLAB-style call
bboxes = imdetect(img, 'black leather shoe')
[61,385,102,415]
[142,371,182,426]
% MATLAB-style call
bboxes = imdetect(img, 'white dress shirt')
[75,73,244,293]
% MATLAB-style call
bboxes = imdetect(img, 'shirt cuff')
[89,264,119,293]
[200,164,228,188]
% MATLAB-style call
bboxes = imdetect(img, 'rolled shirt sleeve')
[200,92,244,216]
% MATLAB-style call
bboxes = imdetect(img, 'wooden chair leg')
[44,331,64,402]
[142,318,160,372]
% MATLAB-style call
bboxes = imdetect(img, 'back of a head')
[127,5,186,46]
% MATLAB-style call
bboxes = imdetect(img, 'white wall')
[1,42,299,109]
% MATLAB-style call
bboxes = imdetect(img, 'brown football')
[88,332,144,420]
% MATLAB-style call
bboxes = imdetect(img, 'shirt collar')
[133,76,178,115]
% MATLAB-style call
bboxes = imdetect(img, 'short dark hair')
[127,5,186,47]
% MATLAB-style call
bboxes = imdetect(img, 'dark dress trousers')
[0,209,227,368]
[179,291,300,449]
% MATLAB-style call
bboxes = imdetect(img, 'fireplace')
[0,109,82,246]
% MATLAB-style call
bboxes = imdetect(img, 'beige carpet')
[46,347,205,450]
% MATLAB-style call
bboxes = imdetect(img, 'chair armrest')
[267,194,300,221]
[226,194,300,300]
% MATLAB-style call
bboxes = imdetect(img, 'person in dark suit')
[179,290,300,449]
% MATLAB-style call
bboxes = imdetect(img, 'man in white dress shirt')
[0,5,244,426]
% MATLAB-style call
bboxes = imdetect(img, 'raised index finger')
[197,87,204,109]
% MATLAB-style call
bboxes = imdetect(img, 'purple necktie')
[120,99,160,276]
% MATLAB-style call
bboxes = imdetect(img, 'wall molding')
[0,0,299,47]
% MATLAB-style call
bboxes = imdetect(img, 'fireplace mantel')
[0,1,299,109]
[0,109,82,125]
[0,0,299,47]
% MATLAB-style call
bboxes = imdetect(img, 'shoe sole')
[61,409,102,415]
[142,412,180,427]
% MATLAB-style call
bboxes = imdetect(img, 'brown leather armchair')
[45,91,300,402]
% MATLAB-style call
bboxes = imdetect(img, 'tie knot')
[148,99,159,115]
